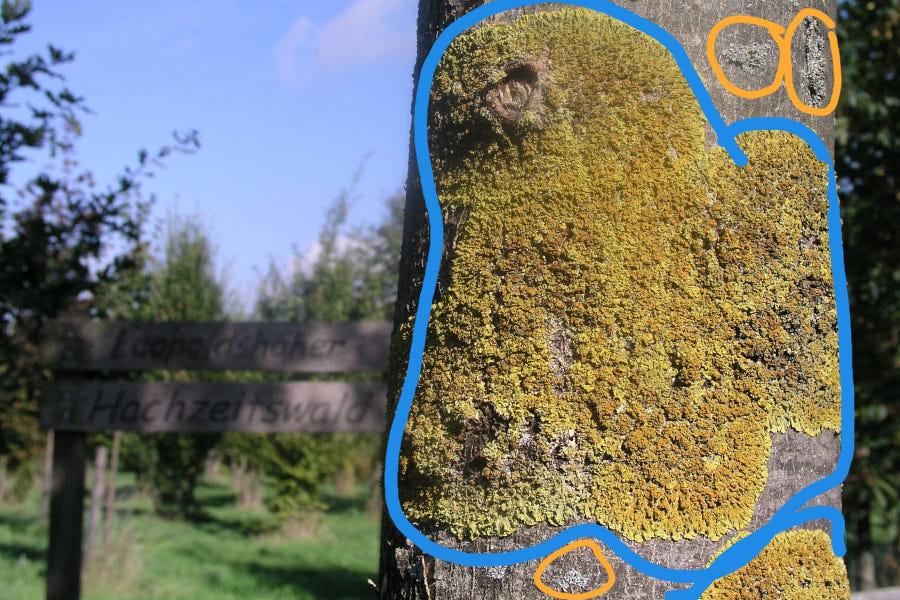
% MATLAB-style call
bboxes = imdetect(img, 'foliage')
[256,187,403,323]
[240,434,346,516]
[142,217,228,321]
[837,0,900,587]
[0,0,197,495]
[242,187,402,516]
[126,216,230,517]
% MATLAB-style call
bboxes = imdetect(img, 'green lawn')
[0,476,380,600]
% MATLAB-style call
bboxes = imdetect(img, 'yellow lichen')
[702,529,850,599]
[398,9,839,542]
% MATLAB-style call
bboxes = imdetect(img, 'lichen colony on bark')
[397,8,839,544]
[380,5,848,599]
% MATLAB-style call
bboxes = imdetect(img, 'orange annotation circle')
[533,539,615,600]
[706,15,787,100]
[706,9,842,116]
[782,8,843,117]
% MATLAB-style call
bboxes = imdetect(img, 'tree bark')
[380,1,845,598]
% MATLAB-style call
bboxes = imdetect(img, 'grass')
[0,473,381,600]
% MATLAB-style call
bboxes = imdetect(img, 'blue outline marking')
[382,2,854,597]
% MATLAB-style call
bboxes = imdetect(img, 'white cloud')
[296,233,363,267]
[273,0,415,86]
[273,16,313,85]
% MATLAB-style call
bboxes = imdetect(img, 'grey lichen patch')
[485,565,508,580]
[710,20,781,93]
[720,42,773,73]
[552,568,591,593]
[801,16,829,107]
[532,540,613,596]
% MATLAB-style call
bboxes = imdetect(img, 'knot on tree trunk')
[485,52,551,130]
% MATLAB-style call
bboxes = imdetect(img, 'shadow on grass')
[0,511,40,531]
[189,510,282,537]
[0,512,46,566]
[0,540,45,564]
[172,540,377,599]
[187,480,372,538]
[321,492,369,515]
[225,560,376,600]
[194,481,239,510]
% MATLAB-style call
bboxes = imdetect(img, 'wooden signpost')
[38,319,391,600]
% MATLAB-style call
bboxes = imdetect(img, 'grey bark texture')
[379,1,841,598]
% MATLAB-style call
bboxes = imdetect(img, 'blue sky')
[15,0,417,302]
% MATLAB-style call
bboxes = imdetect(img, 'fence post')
[83,445,107,570]
[102,431,120,546]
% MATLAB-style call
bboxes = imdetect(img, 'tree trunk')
[380,1,847,599]
[232,459,263,509]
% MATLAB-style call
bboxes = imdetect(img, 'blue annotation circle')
[381,2,855,597]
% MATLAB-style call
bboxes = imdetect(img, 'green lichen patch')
[701,529,850,599]
[399,9,839,543]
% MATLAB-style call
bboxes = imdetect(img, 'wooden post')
[102,432,120,546]
[46,431,86,600]
[83,445,107,570]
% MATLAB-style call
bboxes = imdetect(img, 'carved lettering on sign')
[39,320,392,372]
[40,381,387,433]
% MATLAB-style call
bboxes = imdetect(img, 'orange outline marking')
[782,8,842,117]
[706,15,787,100]
[533,539,615,600]
[706,10,842,116]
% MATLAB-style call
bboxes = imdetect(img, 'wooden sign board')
[40,381,387,433]
[39,318,392,599]
[40,320,392,373]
